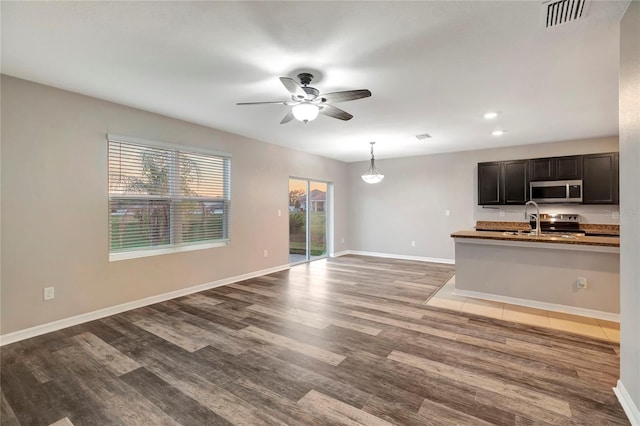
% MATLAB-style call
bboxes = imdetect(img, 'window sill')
[109,240,230,262]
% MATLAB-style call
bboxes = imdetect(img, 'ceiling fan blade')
[236,101,288,105]
[280,110,294,124]
[319,105,353,121]
[279,77,307,99]
[319,89,371,104]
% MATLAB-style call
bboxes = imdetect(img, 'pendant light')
[361,142,384,184]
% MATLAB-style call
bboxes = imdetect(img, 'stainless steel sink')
[541,234,578,240]
[502,231,532,236]
[501,231,580,239]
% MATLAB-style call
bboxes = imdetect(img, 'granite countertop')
[475,221,620,236]
[475,221,531,231]
[451,230,620,247]
[579,223,620,236]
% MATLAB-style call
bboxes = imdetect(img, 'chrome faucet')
[524,201,540,236]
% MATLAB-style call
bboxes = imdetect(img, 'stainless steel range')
[537,213,584,235]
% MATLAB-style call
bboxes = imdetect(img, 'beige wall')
[347,137,619,261]
[0,75,349,335]
[619,0,640,416]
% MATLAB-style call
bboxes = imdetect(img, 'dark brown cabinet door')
[503,160,529,204]
[583,153,619,204]
[529,158,554,181]
[556,156,582,180]
[478,162,502,205]
[530,156,582,181]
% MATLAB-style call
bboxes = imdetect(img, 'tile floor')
[426,276,620,342]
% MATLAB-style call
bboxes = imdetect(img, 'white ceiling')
[0,1,629,162]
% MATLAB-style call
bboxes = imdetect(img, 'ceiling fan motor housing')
[297,72,314,86]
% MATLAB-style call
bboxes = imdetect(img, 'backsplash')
[475,204,620,224]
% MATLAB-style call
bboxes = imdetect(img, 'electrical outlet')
[43,287,55,301]
[499,210,506,217]
[341,237,345,244]
[411,241,416,247]
[576,277,587,289]
[445,210,450,217]
[263,249,268,258]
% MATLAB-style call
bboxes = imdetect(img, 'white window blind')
[108,136,230,257]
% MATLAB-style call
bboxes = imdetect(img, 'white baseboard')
[347,250,455,265]
[453,288,620,322]
[614,380,640,426]
[332,250,350,257]
[0,264,290,346]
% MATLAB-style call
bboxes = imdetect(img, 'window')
[108,135,231,260]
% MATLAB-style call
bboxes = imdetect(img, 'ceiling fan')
[236,73,372,124]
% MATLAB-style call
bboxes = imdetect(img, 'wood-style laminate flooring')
[1,255,628,425]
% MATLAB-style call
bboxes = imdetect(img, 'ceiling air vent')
[416,133,432,140]
[543,0,591,28]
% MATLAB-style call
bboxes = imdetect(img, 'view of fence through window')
[289,179,327,263]
[108,138,230,253]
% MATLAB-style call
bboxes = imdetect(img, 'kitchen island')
[451,230,620,321]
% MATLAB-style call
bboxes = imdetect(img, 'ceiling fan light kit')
[237,72,371,124]
[361,142,384,184]
[291,103,319,123]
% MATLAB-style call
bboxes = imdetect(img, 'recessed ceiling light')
[484,112,499,119]
[492,130,505,136]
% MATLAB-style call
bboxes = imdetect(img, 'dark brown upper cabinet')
[478,160,529,205]
[503,160,529,205]
[555,156,582,180]
[583,153,619,204]
[529,156,582,181]
[529,158,554,181]
[479,152,617,205]
[477,162,502,205]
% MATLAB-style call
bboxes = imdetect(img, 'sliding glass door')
[289,178,329,264]
[308,181,328,261]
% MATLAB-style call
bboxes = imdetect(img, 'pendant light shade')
[361,142,384,184]
[292,103,319,123]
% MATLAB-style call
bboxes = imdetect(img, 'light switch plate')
[44,287,55,300]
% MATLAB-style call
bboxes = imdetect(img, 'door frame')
[288,177,333,265]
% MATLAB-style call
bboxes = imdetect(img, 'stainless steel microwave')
[530,180,583,203]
